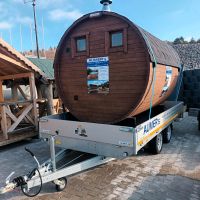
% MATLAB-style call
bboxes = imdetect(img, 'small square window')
[111,31,123,47]
[76,37,86,52]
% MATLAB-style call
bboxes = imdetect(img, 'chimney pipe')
[100,0,112,12]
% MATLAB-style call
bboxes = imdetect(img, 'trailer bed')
[39,101,184,158]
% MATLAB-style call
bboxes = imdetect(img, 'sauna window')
[110,31,123,47]
[76,37,86,52]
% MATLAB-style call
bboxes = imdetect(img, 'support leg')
[50,136,56,172]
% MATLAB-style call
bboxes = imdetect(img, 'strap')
[141,32,157,119]
[175,64,183,101]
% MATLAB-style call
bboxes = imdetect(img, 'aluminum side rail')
[135,101,184,152]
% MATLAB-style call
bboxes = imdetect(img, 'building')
[0,39,54,146]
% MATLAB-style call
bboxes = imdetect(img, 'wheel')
[149,133,163,154]
[163,125,172,143]
[55,177,67,192]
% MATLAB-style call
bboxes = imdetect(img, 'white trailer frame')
[0,101,184,196]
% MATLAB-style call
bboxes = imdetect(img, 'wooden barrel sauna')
[54,11,181,124]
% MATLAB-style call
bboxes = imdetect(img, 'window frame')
[76,36,87,52]
[105,27,128,54]
[71,32,90,58]
[110,31,123,48]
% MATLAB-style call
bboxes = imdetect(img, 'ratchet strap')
[141,32,158,119]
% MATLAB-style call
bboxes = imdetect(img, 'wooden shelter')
[54,11,181,124]
[27,57,63,115]
[0,39,48,146]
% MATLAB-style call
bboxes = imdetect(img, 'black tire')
[149,133,163,154]
[55,177,67,192]
[163,125,172,143]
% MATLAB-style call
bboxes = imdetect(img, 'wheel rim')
[59,179,66,190]
[156,133,163,151]
[166,126,172,141]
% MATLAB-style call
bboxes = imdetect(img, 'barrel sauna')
[54,10,181,124]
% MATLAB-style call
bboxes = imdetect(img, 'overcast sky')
[0,0,199,52]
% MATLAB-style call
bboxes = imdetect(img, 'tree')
[197,38,200,43]
[173,37,185,44]
[189,37,196,43]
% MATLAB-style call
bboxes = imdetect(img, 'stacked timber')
[54,11,181,124]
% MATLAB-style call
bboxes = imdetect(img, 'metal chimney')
[100,0,112,11]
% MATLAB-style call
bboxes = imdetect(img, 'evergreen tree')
[173,37,185,44]
[189,38,196,43]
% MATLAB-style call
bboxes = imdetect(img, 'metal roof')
[28,57,54,80]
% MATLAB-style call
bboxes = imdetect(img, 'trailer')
[0,101,184,197]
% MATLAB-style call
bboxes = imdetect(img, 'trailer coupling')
[0,136,113,198]
[0,148,44,197]
[0,170,44,197]
[0,181,17,194]
[0,175,29,194]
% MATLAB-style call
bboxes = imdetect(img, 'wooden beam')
[29,73,38,130]
[0,131,37,147]
[10,126,35,133]
[4,106,17,122]
[25,114,35,125]
[0,72,32,81]
[7,104,33,133]
[17,85,28,100]
[11,82,18,101]
[36,84,42,99]
[1,106,8,139]
[0,100,32,106]
[0,59,25,75]
[40,82,55,115]
[0,53,29,71]
[0,81,8,139]
[0,80,3,102]
[14,105,35,125]
[37,84,46,117]
[15,103,30,117]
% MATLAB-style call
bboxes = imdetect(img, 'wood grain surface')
[54,12,179,124]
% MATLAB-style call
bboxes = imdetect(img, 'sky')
[0,0,199,52]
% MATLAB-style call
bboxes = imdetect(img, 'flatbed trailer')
[0,101,184,197]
